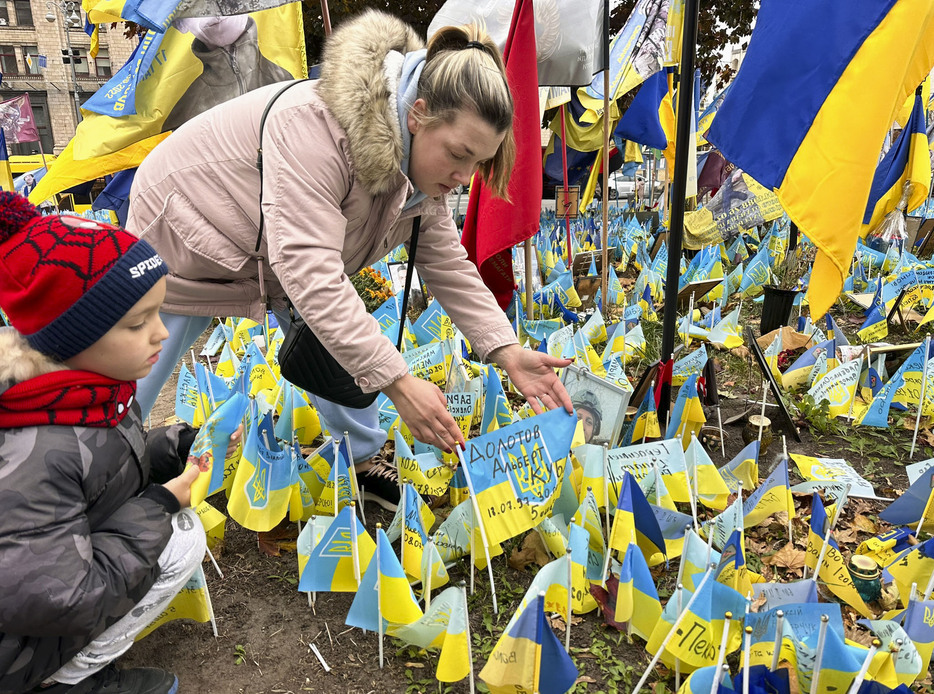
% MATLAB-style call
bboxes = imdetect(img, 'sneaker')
[358,459,401,512]
[32,665,178,694]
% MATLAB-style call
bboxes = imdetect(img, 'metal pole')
[62,4,82,125]
[319,0,332,36]
[600,0,611,307]
[657,0,699,426]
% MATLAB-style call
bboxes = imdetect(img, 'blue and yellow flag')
[615,542,662,641]
[666,374,707,444]
[185,392,250,505]
[460,409,576,546]
[707,0,934,318]
[227,409,297,532]
[569,522,599,614]
[480,365,513,434]
[478,594,578,694]
[903,598,934,675]
[609,471,666,562]
[685,435,730,511]
[390,586,472,682]
[646,569,748,672]
[619,388,661,446]
[864,92,933,232]
[136,565,213,640]
[677,665,735,694]
[346,527,423,631]
[743,458,794,529]
[886,537,934,605]
[274,381,321,446]
[32,3,306,201]
[571,490,606,582]
[431,499,504,569]
[720,441,759,493]
[311,438,355,517]
[298,505,375,593]
[394,430,454,496]
[805,493,873,617]
[615,68,673,151]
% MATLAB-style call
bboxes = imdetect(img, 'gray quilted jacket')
[0,332,189,693]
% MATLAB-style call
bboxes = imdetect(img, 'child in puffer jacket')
[0,192,231,694]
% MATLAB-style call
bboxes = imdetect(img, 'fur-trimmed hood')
[317,10,424,195]
[0,327,66,390]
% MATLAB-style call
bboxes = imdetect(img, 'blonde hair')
[417,24,516,199]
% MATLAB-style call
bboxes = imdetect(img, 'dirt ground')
[122,305,930,694]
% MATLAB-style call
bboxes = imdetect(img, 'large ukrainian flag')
[707,0,934,319]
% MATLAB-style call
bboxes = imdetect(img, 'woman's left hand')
[489,344,574,415]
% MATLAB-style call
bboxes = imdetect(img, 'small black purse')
[255,80,421,409]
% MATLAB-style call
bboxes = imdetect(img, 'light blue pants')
[136,310,387,463]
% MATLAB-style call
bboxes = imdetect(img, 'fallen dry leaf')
[851,514,879,535]
[749,591,768,613]
[549,615,583,631]
[508,532,551,570]
[575,676,597,685]
[257,519,299,557]
[836,526,860,545]
[762,542,806,571]
[404,662,425,669]
[730,346,751,360]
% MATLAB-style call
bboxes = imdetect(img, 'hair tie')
[465,40,486,51]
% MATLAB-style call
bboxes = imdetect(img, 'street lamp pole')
[45,1,83,125]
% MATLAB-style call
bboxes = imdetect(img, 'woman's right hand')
[162,465,201,508]
[383,374,465,453]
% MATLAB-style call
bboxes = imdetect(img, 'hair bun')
[0,191,40,242]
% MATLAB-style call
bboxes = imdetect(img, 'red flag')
[0,94,40,144]
[459,0,541,310]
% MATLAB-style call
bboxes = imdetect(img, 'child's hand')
[226,424,244,459]
[162,465,200,508]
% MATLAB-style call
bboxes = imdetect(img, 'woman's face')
[406,100,504,198]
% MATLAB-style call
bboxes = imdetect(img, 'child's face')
[64,277,169,382]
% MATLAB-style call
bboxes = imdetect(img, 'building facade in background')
[0,0,134,154]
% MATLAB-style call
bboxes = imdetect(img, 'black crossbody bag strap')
[253,78,420,351]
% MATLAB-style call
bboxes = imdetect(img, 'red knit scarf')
[0,370,136,428]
